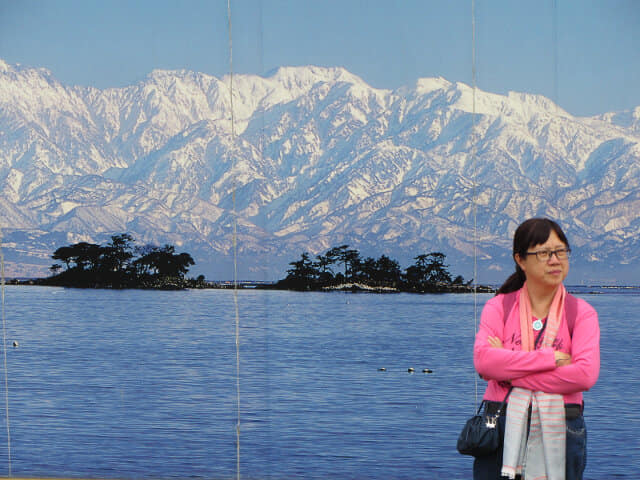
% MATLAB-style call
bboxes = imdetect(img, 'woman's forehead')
[532,230,565,247]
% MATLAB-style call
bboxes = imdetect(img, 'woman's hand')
[554,351,572,367]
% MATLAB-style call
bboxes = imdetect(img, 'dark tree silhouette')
[45,234,196,289]
[280,252,317,290]
[276,246,471,293]
[134,245,195,278]
[102,234,135,273]
[52,242,101,271]
[404,252,453,292]
[51,246,74,269]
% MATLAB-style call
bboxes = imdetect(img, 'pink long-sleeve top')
[474,289,600,405]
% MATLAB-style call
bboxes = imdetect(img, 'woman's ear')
[514,253,526,273]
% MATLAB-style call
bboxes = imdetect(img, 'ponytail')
[496,266,525,295]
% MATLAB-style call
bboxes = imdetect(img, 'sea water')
[0,285,637,479]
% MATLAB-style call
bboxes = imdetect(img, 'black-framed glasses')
[525,247,571,262]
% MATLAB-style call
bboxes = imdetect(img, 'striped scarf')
[501,284,567,480]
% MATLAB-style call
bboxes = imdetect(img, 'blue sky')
[1,0,638,116]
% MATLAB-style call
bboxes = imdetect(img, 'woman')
[473,218,600,480]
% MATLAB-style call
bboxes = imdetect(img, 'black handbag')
[456,388,512,457]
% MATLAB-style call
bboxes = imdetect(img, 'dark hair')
[496,218,570,295]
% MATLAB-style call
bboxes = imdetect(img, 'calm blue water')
[0,285,637,479]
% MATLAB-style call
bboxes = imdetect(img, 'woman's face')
[515,230,570,290]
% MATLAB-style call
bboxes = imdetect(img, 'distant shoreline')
[4,277,493,293]
[5,278,640,295]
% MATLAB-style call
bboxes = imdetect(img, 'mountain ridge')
[1,59,638,283]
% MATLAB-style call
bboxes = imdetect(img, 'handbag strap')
[478,386,513,415]
[494,386,513,416]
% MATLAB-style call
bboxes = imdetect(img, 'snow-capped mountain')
[1,59,638,283]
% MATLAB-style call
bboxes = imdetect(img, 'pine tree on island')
[43,234,198,290]
[276,246,482,293]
